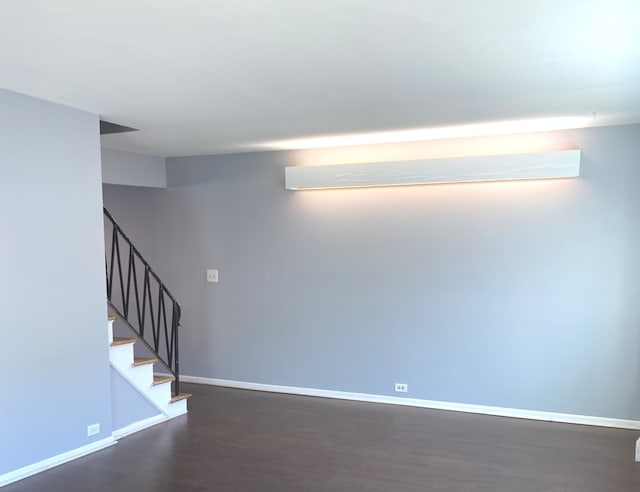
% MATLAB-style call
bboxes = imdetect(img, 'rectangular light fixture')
[285,149,581,190]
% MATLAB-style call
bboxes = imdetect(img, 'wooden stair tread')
[170,393,192,403]
[152,374,175,385]
[111,337,138,346]
[108,315,117,321]
[133,357,158,367]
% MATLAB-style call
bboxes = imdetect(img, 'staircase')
[104,208,190,422]
[109,317,189,419]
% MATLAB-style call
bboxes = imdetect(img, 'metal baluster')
[108,225,117,301]
[114,228,126,313]
[174,302,180,395]
[146,267,158,352]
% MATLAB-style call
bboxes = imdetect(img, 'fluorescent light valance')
[285,149,581,190]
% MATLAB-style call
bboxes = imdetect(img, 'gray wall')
[0,90,112,474]
[103,124,640,420]
[101,147,166,188]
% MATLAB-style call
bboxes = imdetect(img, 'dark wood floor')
[6,383,640,491]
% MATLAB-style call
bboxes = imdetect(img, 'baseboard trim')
[112,414,168,440]
[181,375,640,431]
[0,436,116,487]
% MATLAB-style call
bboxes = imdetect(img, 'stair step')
[152,374,175,385]
[133,357,158,367]
[170,393,192,403]
[108,315,117,321]
[111,337,138,346]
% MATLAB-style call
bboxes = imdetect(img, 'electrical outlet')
[394,383,408,393]
[206,269,218,283]
[87,423,100,436]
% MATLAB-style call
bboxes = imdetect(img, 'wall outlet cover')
[87,423,100,436]
[394,383,408,393]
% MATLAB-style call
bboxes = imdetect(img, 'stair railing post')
[173,302,180,395]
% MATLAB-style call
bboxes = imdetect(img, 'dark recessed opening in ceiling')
[100,120,138,135]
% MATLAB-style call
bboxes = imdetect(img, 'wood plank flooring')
[5,383,640,491]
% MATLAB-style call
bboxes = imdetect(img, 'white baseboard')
[0,437,115,488]
[112,414,168,440]
[1,413,169,487]
[181,375,640,431]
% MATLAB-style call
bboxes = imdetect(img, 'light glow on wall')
[263,117,593,151]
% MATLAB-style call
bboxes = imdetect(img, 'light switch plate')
[206,269,218,283]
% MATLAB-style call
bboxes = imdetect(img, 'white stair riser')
[165,399,188,418]
[110,343,134,367]
[147,383,173,408]
[118,361,154,389]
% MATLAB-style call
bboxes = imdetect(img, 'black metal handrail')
[103,207,182,396]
